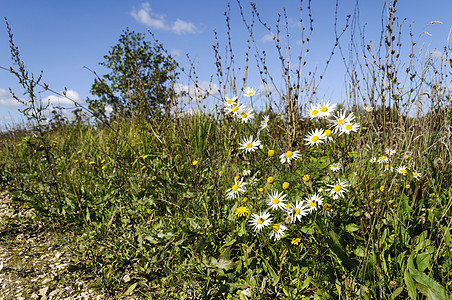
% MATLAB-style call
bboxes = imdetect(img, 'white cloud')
[170,48,182,57]
[0,88,21,106]
[131,3,168,30]
[172,19,197,35]
[131,2,198,35]
[430,49,448,64]
[44,90,83,106]
[261,33,275,43]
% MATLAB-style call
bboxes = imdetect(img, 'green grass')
[1,106,451,299]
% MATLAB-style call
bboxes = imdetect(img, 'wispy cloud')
[261,33,275,43]
[0,88,21,106]
[429,49,449,64]
[170,48,182,58]
[131,3,198,35]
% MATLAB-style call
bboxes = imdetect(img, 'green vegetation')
[1,1,451,299]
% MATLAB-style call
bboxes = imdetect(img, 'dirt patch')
[0,192,140,299]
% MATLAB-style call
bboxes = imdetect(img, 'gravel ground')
[0,192,141,300]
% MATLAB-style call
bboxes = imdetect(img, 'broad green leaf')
[404,268,417,299]
[326,230,351,268]
[409,268,447,300]
[416,252,431,273]
[345,223,360,232]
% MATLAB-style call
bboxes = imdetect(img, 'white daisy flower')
[286,200,309,223]
[269,223,287,241]
[306,103,321,119]
[385,148,396,156]
[242,169,251,176]
[326,179,349,200]
[329,162,342,172]
[370,157,377,163]
[363,103,373,112]
[412,171,421,181]
[330,110,355,134]
[225,103,246,117]
[225,178,246,200]
[305,193,324,213]
[243,86,256,97]
[248,175,258,186]
[324,129,334,142]
[259,115,270,132]
[266,190,287,211]
[384,164,393,172]
[339,122,360,135]
[317,101,337,118]
[396,165,408,176]
[377,155,390,165]
[249,211,272,233]
[304,128,327,147]
[279,150,301,165]
[239,107,255,123]
[238,136,261,153]
[223,95,237,107]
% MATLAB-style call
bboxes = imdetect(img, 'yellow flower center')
[285,151,293,157]
[227,99,233,105]
[272,198,280,204]
[401,170,407,176]
[381,156,386,160]
[241,112,248,118]
[257,218,264,225]
[312,136,319,142]
[312,110,319,115]
[334,185,342,192]
[259,188,263,192]
[283,182,290,190]
[247,92,253,96]
[294,208,300,215]
[309,201,316,207]
[232,184,239,191]
[323,203,331,211]
[404,155,409,160]
[268,150,275,157]
[385,164,390,169]
[345,124,353,130]
[337,119,344,125]
[246,143,253,148]
[267,177,274,184]
[413,172,417,177]
[303,174,310,182]
[320,106,327,112]
[406,184,410,189]
[380,186,384,192]
[232,106,239,112]
[272,224,280,231]
[325,129,332,136]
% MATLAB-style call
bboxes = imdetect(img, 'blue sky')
[1,0,451,128]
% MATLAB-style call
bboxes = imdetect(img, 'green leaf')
[123,282,137,296]
[390,287,404,299]
[409,268,447,300]
[345,223,360,232]
[326,230,351,269]
[404,268,417,299]
[416,253,431,273]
